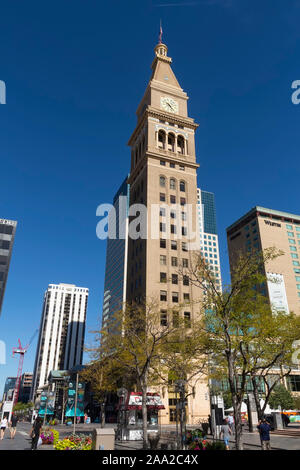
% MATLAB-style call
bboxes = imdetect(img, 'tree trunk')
[101,403,105,428]
[142,381,148,449]
[251,376,263,421]
[227,354,244,450]
[232,396,243,450]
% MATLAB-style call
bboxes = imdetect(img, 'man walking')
[257,418,271,450]
[9,413,19,439]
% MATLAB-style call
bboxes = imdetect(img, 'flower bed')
[184,429,226,451]
[40,428,60,445]
[54,433,92,451]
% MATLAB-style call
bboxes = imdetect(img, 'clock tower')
[126,39,209,424]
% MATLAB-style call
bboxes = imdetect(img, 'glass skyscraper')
[0,218,17,315]
[102,176,130,331]
[197,189,222,289]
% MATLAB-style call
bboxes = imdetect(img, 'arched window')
[177,135,185,155]
[170,178,176,190]
[168,133,175,152]
[158,130,166,150]
[180,180,186,192]
[160,176,166,187]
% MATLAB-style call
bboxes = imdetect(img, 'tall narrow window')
[158,130,166,149]
[180,181,186,192]
[170,178,176,190]
[177,135,185,154]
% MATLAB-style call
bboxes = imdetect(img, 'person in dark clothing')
[282,413,290,427]
[30,417,43,450]
[9,413,19,439]
[257,419,271,450]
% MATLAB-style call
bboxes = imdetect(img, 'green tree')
[184,247,294,450]
[87,300,178,449]
[269,384,295,410]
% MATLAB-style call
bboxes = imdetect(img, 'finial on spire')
[158,20,163,44]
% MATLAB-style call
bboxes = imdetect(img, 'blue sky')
[1,0,300,396]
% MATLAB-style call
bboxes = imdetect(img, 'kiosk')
[116,392,165,441]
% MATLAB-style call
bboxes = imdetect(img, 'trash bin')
[92,428,115,450]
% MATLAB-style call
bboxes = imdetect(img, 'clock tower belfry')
[126,39,209,425]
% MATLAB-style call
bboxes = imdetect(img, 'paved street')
[0,422,33,450]
[1,422,300,451]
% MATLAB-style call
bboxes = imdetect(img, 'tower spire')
[158,20,163,44]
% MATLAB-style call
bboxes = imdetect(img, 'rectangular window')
[170,211,176,219]
[171,224,177,234]
[170,195,176,204]
[287,231,294,237]
[290,246,297,252]
[183,293,190,301]
[160,290,167,302]
[291,253,299,259]
[160,272,167,283]
[181,212,187,221]
[160,160,166,166]
[171,257,178,267]
[182,258,188,268]
[183,275,189,286]
[296,227,300,232]
[172,274,178,284]
[160,222,166,232]
[182,227,187,236]
[289,239,296,244]
[297,284,300,290]
[182,242,188,252]
[293,261,300,266]
[160,207,166,217]
[160,238,166,248]
[296,276,300,282]
[171,240,177,250]
[180,197,186,206]
[295,269,300,274]
[160,310,167,326]
[160,193,166,202]
[286,224,293,230]
[179,165,185,171]
[172,292,179,303]
[184,312,191,328]
[170,162,175,168]
[160,255,167,265]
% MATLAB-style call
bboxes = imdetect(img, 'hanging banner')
[38,391,55,416]
[65,380,85,417]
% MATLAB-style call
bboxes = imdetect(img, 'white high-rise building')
[197,189,222,289]
[31,283,88,400]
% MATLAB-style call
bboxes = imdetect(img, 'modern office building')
[0,218,17,315]
[19,373,33,403]
[227,206,300,394]
[197,189,222,289]
[2,377,16,401]
[31,283,89,400]
[101,176,130,332]
[124,39,209,423]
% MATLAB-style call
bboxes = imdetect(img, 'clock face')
[161,97,178,114]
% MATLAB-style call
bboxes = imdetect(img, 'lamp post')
[117,388,128,441]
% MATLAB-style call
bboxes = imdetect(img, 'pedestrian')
[0,416,8,440]
[257,418,271,450]
[30,416,43,450]
[282,413,290,427]
[9,413,19,439]
[227,413,234,434]
[220,418,232,450]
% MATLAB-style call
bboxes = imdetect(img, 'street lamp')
[117,388,128,441]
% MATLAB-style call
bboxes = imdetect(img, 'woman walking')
[0,416,8,440]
